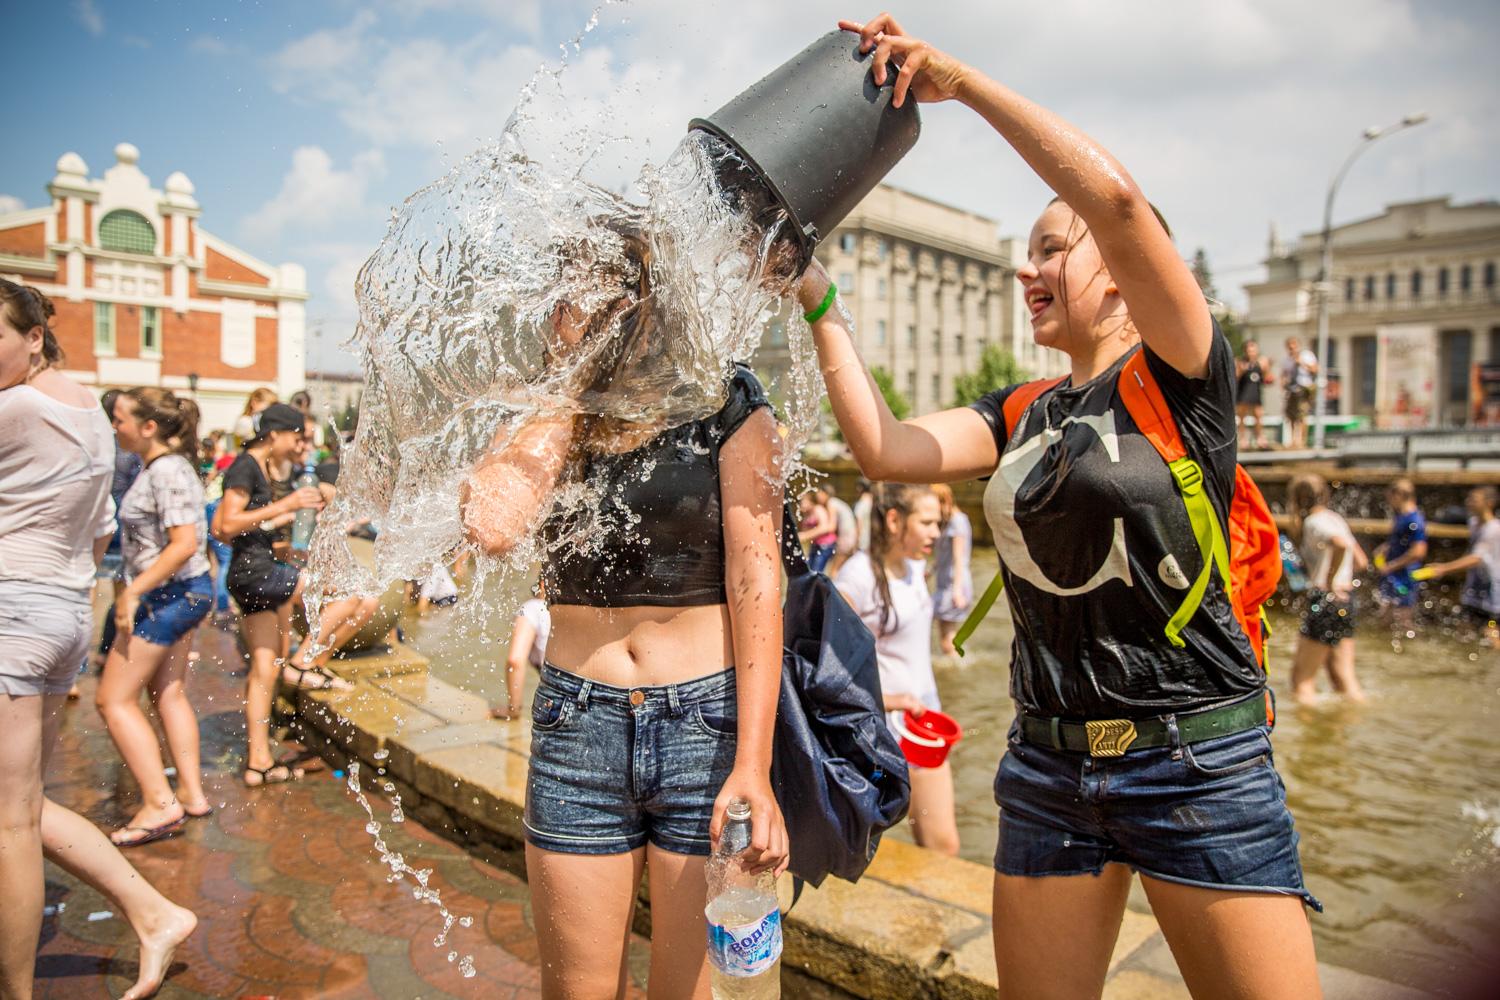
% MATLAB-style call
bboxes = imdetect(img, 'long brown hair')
[125,386,201,466]
[0,279,63,371]
[1044,196,1172,341]
[867,483,935,635]
[1286,473,1330,544]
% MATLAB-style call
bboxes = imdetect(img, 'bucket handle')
[890,712,947,748]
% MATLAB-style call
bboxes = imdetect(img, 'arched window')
[98,210,156,254]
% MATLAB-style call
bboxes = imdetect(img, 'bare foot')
[122,903,197,999]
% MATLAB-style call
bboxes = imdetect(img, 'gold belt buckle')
[1085,719,1138,757]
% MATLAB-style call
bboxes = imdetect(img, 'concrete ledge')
[299,655,1431,1000]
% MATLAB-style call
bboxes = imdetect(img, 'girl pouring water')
[802,15,1323,999]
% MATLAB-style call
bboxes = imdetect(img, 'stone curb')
[296,648,1433,1000]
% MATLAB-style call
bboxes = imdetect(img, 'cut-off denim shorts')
[0,580,93,697]
[525,663,738,857]
[131,573,214,647]
[994,714,1323,911]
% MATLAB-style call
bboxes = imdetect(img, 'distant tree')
[336,396,361,433]
[1189,247,1247,354]
[952,344,1028,408]
[1191,247,1217,300]
[823,365,909,441]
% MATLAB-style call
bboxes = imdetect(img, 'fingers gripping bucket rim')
[893,710,961,768]
[688,30,921,266]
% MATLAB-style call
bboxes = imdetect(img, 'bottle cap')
[726,797,751,822]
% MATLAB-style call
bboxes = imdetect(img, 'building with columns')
[1244,196,1500,428]
[757,184,1061,421]
[0,143,308,432]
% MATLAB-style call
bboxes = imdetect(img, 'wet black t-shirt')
[969,326,1262,719]
[541,364,770,607]
[221,451,277,570]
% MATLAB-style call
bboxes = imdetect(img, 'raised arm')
[799,258,1001,483]
[839,14,1212,377]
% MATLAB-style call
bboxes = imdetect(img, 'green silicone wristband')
[803,282,838,324]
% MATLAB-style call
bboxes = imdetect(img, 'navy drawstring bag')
[772,506,911,889]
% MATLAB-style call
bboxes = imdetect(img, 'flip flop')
[280,662,353,693]
[243,763,302,788]
[111,815,187,848]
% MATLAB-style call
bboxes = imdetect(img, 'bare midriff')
[545,603,734,687]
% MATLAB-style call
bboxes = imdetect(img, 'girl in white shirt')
[0,280,196,1000]
[1289,473,1368,705]
[835,483,957,855]
[97,387,215,846]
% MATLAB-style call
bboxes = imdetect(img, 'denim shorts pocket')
[692,701,737,739]
[1182,728,1271,778]
[531,688,573,732]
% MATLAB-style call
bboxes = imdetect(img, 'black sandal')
[280,661,352,693]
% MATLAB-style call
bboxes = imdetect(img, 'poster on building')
[1375,324,1436,429]
[1473,362,1500,427]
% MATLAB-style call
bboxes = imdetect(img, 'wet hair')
[100,387,123,418]
[0,279,63,371]
[1286,473,1331,543]
[124,386,201,466]
[242,387,277,416]
[1043,197,1172,337]
[867,483,936,635]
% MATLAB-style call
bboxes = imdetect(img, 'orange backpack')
[954,353,1281,696]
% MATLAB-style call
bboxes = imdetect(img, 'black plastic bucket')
[689,30,921,263]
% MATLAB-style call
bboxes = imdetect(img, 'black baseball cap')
[256,402,305,435]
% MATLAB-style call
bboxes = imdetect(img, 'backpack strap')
[1117,351,1233,649]
[954,377,1066,657]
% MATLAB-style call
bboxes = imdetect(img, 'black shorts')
[227,558,300,615]
[1285,387,1312,422]
[1300,590,1354,646]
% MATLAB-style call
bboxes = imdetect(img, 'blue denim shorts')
[994,718,1322,911]
[132,574,213,646]
[525,663,738,857]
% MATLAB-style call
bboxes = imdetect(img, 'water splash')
[304,3,821,633]
[346,762,476,974]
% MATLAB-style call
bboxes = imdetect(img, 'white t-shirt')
[1299,508,1356,591]
[853,494,872,552]
[518,598,551,668]
[1282,350,1317,391]
[835,551,939,710]
[1463,517,1500,616]
[118,453,211,584]
[0,386,116,592]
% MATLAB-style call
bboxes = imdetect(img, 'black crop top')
[540,364,771,607]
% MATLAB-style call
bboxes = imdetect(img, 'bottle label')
[707,909,782,977]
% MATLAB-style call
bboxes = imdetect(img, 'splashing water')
[347,762,477,975]
[303,6,824,635]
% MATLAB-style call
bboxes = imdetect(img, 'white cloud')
[0,195,25,215]
[242,147,386,244]
[188,35,229,55]
[73,0,103,37]
[265,0,1499,314]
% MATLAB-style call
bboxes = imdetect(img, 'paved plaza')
[34,618,648,1000]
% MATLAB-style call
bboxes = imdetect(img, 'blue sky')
[6,1,1498,373]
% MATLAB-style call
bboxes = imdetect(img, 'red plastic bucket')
[893,709,962,768]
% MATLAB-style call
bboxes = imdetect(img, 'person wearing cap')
[211,402,349,787]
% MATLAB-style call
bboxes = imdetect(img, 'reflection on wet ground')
[415,552,1500,991]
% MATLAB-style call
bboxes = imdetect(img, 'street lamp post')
[1310,113,1428,451]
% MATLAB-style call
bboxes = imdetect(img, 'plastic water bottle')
[705,798,781,999]
[1279,533,1308,593]
[291,462,320,551]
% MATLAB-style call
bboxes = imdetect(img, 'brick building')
[0,143,307,432]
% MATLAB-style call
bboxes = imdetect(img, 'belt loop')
[667,685,683,717]
[1164,713,1183,759]
[1049,717,1062,751]
[576,680,592,710]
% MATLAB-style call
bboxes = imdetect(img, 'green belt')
[1018,694,1268,758]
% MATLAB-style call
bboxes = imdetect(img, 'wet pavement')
[35,616,648,1000]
